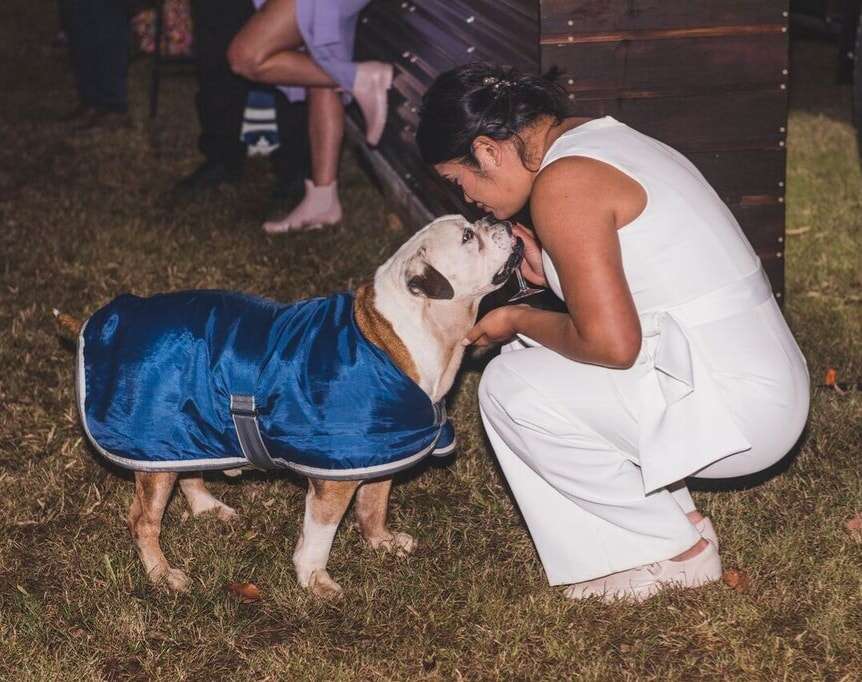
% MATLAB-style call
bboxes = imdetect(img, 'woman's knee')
[227,36,263,80]
[478,353,526,415]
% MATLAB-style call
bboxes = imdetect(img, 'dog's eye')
[462,228,474,244]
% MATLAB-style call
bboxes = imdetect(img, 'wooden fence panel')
[352,0,789,298]
[541,0,788,36]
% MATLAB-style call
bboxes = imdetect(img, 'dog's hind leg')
[293,478,360,598]
[355,477,416,556]
[128,471,189,591]
[178,473,237,521]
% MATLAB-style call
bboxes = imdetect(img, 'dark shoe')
[76,109,131,132]
[174,161,243,195]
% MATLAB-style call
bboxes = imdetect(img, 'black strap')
[230,394,278,470]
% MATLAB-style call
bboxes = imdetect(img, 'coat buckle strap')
[230,394,278,471]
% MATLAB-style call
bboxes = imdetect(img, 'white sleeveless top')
[539,116,760,310]
[529,117,808,492]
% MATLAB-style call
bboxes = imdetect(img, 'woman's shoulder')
[532,155,647,232]
[534,155,626,198]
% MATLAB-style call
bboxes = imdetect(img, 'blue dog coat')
[76,291,455,479]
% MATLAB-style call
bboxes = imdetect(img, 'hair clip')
[482,76,513,92]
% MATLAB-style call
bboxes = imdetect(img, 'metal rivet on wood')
[466,15,475,23]
[778,197,784,203]
[779,181,785,187]
[567,19,574,26]
[568,78,574,85]
[780,84,786,90]
[778,236,784,243]
[780,126,786,133]
[779,140,785,147]
[777,252,783,258]
[467,46,475,53]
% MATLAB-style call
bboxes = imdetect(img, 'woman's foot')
[353,61,394,146]
[687,509,719,550]
[564,539,722,602]
[695,517,719,549]
[263,179,342,234]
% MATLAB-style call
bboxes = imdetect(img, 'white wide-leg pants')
[478,319,809,585]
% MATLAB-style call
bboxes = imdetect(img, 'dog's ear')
[405,248,455,300]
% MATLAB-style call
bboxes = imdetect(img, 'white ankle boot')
[263,179,343,234]
[353,61,394,146]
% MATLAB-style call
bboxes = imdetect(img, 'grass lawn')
[0,3,860,679]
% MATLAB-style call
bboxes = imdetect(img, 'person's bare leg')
[308,86,343,186]
[263,86,343,233]
[228,0,335,87]
[229,0,393,145]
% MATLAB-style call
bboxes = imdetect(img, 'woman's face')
[434,137,532,220]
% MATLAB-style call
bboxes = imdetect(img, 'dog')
[57,215,521,597]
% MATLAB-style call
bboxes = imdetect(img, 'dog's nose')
[499,220,513,235]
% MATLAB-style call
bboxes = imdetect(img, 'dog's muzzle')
[492,237,524,285]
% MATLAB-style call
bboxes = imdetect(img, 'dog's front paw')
[368,531,417,557]
[164,567,191,592]
[307,569,343,599]
[212,502,238,522]
[191,499,238,522]
[148,565,190,592]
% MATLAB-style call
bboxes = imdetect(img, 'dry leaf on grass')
[845,513,862,541]
[227,581,262,603]
[722,568,750,592]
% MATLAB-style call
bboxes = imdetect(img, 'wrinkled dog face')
[398,215,519,301]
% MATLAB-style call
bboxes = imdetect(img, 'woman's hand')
[462,306,525,347]
[513,223,547,287]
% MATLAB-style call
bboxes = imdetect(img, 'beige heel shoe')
[353,61,394,147]
[263,179,343,234]
[564,540,723,602]
[695,517,719,551]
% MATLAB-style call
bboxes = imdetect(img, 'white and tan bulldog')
[57,215,521,597]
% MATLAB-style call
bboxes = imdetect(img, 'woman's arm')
[467,156,644,368]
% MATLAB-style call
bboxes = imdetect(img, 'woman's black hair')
[416,63,569,169]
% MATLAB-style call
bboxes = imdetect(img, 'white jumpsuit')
[478,117,810,585]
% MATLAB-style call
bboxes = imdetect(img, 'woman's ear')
[472,136,502,170]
